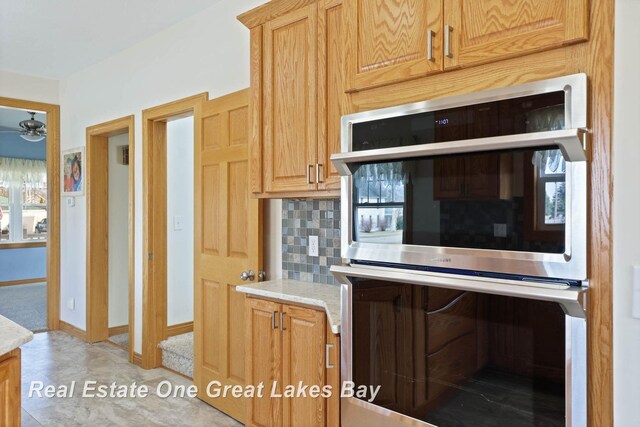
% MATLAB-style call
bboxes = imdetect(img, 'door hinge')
[148,252,154,261]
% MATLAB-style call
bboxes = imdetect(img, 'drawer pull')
[280,312,287,331]
[307,164,315,184]
[427,29,434,61]
[272,311,278,330]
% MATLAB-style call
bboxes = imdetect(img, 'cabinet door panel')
[444,0,588,69]
[245,298,282,427]
[465,154,500,199]
[0,351,20,427]
[318,0,348,191]
[282,305,326,427]
[345,0,443,91]
[263,5,318,192]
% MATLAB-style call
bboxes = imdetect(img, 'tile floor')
[20,332,242,426]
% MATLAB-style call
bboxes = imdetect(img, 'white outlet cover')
[309,235,319,257]
[67,298,75,310]
[494,223,507,238]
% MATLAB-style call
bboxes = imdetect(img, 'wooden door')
[444,0,588,69]
[0,350,20,427]
[194,90,262,422]
[282,305,326,427]
[345,0,443,91]
[317,0,348,191]
[263,5,318,193]
[245,298,282,427]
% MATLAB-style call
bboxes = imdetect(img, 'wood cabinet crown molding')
[238,0,318,29]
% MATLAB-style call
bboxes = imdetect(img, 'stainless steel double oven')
[331,75,589,427]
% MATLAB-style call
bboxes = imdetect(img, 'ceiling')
[0,0,224,79]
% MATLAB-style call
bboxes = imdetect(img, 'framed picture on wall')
[62,147,85,196]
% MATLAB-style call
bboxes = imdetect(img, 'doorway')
[0,97,60,331]
[85,116,135,363]
[140,93,207,369]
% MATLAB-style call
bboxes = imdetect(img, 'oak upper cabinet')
[344,0,444,91]
[263,5,318,193]
[443,0,588,69]
[240,0,348,197]
[245,298,340,427]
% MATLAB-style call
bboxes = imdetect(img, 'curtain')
[0,157,47,187]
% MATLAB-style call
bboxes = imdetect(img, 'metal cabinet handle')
[307,164,315,184]
[444,25,453,58]
[240,270,255,281]
[427,29,434,61]
[326,344,335,369]
[280,312,286,331]
[258,270,266,281]
[316,163,324,183]
[271,311,279,329]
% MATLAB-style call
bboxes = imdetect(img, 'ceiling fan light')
[20,133,45,142]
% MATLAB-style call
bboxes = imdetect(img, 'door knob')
[240,270,255,281]
[258,270,266,281]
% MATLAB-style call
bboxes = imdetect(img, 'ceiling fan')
[0,111,47,142]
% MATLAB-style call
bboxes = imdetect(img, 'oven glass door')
[351,278,568,426]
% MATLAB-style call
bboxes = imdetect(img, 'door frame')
[141,93,208,369]
[0,97,60,330]
[85,116,135,363]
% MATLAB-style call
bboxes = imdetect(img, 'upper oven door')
[332,74,588,282]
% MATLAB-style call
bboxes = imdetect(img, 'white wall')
[166,116,194,326]
[107,134,130,328]
[0,70,59,104]
[613,1,640,425]
[57,0,265,353]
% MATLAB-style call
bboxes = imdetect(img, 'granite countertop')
[237,279,341,335]
[0,314,33,355]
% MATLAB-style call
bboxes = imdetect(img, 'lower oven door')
[332,264,587,427]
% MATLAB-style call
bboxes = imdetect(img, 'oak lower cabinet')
[245,297,340,427]
[0,349,21,426]
[239,0,348,197]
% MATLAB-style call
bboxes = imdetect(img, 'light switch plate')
[173,215,184,231]
[67,298,75,311]
[309,235,319,257]
[632,266,640,319]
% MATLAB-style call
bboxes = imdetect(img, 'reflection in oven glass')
[352,280,566,426]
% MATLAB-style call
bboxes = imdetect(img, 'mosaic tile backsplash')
[282,199,342,285]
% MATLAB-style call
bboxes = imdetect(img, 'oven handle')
[331,128,588,176]
[331,264,587,318]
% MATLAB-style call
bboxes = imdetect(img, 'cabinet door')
[246,299,282,427]
[444,0,588,69]
[345,0,443,91]
[263,5,318,193]
[465,155,500,199]
[317,0,348,191]
[433,157,466,200]
[0,350,20,427]
[282,305,326,427]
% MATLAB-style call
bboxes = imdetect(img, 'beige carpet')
[0,282,47,332]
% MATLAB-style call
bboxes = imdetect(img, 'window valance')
[0,157,47,187]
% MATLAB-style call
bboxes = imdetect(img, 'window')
[0,158,47,244]
[535,149,566,231]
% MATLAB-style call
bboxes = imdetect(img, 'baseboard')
[0,277,47,287]
[167,321,193,337]
[109,325,129,336]
[133,352,143,367]
[59,320,87,341]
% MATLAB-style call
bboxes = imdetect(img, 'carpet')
[158,332,193,378]
[0,282,47,332]
[108,332,129,349]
